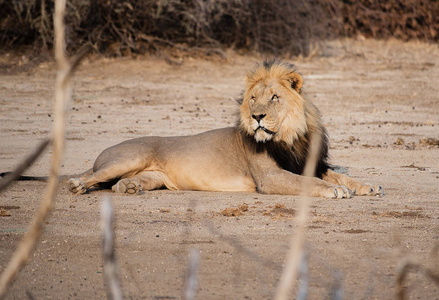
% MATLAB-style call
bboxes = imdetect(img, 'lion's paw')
[355,184,384,197]
[319,186,352,199]
[69,178,87,194]
[333,186,353,199]
[112,179,142,194]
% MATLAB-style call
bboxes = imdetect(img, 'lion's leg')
[322,169,383,196]
[69,170,115,194]
[112,171,165,194]
[68,161,144,194]
[256,171,352,199]
[69,178,88,194]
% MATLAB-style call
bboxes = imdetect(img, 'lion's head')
[238,59,329,177]
[239,59,317,147]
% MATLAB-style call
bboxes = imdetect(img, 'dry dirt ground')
[0,39,438,299]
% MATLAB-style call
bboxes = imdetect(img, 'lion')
[2,59,382,198]
[63,59,383,198]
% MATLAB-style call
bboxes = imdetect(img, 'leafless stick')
[70,43,94,71]
[183,248,200,300]
[296,252,308,300]
[274,132,322,300]
[0,138,50,193]
[396,258,439,300]
[206,221,280,271]
[40,0,48,50]
[0,0,84,298]
[101,196,123,300]
[329,270,343,300]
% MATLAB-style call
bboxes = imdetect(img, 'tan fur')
[68,60,383,198]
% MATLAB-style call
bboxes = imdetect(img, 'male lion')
[64,59,382,198]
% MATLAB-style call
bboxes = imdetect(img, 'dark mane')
[241,129,331,179]
[262,58,296,72]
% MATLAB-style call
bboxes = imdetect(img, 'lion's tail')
[0,173,49,181]
[0,168,93,183]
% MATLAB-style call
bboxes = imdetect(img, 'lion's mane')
[238,59,330,178]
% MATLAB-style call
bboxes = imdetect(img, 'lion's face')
[239,60,308,146]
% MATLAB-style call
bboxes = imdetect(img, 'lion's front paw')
[69,178,87,194]
[112,179,142,194]
[319,185,352,199]
[333,186,353,199]
[356,184,384,197]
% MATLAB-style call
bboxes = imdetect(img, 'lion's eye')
[272,94,279,101]
[250,96,256,102]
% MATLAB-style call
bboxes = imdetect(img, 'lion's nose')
[252,114,266,122]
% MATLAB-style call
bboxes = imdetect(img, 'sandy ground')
[0,39,438,299]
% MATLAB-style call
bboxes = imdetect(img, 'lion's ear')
[288,73,303,93]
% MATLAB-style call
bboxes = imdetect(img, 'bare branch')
[101,196,123,300]
[0,0,86,297]
[296,252,308,300]
[206,221,280,271]
[396,259,439,300]
[274,131,322,300]
[0,138,50,193]
[183,248,200,300]
[329,270,343,300]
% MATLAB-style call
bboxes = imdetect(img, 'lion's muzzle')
[255,126,276,135]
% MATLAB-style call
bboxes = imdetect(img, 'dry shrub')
[0,0,332,56]
[0,0,437,56]
[336,0,439,41]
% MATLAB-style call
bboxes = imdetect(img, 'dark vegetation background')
[0,0,438,57]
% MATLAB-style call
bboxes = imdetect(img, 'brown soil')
[1,39,438,299]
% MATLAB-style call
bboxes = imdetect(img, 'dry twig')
[274,132,322,300]
[296,252,308,300]
[0,0,87,298]
[0,138,50,193]
[101,196,123,300]
[396,259,439,300]
[206,221,280,271]
[183,248,200,300]
[329,270,343,300]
